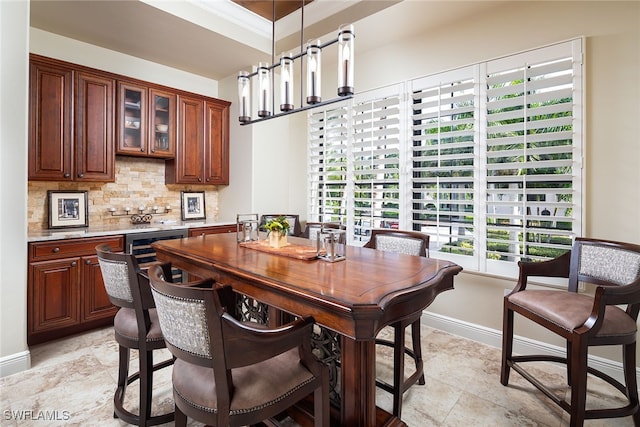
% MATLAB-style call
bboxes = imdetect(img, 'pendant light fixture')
[237,0,354,125]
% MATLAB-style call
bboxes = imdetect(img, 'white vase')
[268,230,287,248]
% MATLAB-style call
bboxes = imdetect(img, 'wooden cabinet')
[116,82,176,158]
[28,235,124,345]
[187,224,236,237]
[166,95,230,185]
[28,55,115,182]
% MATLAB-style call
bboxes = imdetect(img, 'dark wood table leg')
[341,336,377,426]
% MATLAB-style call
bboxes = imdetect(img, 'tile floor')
[1,325,636,426]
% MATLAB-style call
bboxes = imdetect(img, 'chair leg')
[115,345,130,418]
[568,339,588,427]
[139,349,154,426]
[623,342,640,425]
[174,404,188,427]
[500,303,513,386]
[410,320,425,386]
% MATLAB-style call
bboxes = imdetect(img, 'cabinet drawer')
[188,224,236,237]
[30,235,124,261]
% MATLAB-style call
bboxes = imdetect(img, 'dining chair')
[95,244,174,426]
[147,264,330,427]
[363,228,430,418]
[259,214,303,236]
[501,237,640,426]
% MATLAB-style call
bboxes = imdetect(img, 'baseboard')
[422,311,639,386]
[0,350,31,378]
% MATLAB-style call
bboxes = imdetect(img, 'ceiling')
[30,0,399,80]
[232,0,313,22]
[29,1,503,82]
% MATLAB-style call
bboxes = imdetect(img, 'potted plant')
[264,216,290,248]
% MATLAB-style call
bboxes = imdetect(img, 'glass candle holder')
[317,229,346,262]
[237,213,260,242]
[338,24,354,96]
[280,53,294,112]
[306,40,322,104]
[237,71,251,123]
[257,62,271,117]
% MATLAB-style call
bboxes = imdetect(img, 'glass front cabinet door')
[149,88,176,158]
[117,82,175,159]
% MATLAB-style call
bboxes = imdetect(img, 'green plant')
[264,216,290,236]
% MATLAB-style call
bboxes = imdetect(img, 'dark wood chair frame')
[147,265,330,427]
[95,244,175,426]
[364,228,430,418]
[501,237,640,426]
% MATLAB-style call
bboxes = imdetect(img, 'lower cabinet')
[28,235,124,345]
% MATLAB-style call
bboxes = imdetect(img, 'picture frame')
[181,191,206,221]
[48,190,89,229]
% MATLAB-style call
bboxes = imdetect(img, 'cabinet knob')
[85,259,91,265]
[198,177,202,182]
[206,178,210,182]
[64,173,71,179]
[71,261,77,267]
[140,147,145,152]
[52,247,60,253]
[78,173,84,178]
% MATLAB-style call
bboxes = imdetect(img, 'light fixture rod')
[240,95,352,126]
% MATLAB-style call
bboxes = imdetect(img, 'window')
[308,39,583,276]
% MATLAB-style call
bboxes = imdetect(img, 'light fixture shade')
[338,24,354,96]
[257,62,271,117]
[280,53,294,111]
[306,40,322,104]
[237,71,251,123]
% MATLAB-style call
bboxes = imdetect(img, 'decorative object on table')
[317,228,346,262]
[239,240,320,260]
[180,191,206,221]
[47,190,89,229]
[264,215,290,248]
[236,0,354,125]
[236,213,260,242]
[109,205,172,224]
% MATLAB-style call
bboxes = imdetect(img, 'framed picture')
[181,191,206,221]
[48,190,89,229]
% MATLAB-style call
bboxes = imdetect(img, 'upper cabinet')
[28,55,230,185]
[116,82,176,158]
[29,56,115,182]
[165,95,230,185]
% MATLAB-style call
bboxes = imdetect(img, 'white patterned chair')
[95,244,174,426]
[363,228,430,418]
[147,264,330,427]
[501,237,640,426]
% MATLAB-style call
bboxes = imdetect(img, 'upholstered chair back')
[98,257,134,305]
[364,229,430,258]
[572,240,640,289]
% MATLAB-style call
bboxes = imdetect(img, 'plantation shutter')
[485,40,582,272]
[308,103,349,224]
[409,67,478,266]
[351,85,403,243]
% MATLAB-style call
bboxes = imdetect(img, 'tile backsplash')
[28,157,219,231]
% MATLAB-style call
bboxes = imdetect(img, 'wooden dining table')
[152,232,462,427]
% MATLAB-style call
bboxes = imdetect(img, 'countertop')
[28,221,235,242]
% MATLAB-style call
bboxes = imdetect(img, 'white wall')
[231,1,640,364]
[0,0,30,375]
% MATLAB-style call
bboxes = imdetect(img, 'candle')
[108,207,116,212]
[241,96,246,117]
[311,71,316,96]
[262,89,267,112]
[165,205,171,210]
[153,206,158,211]
[344,59,349,86]
[124,207,131,212]
[139,206,145,211]
[285,81,289,105]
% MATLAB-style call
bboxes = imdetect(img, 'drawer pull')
[85,259,92,265]
[52,247,60,253]
[71,261,77,267]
